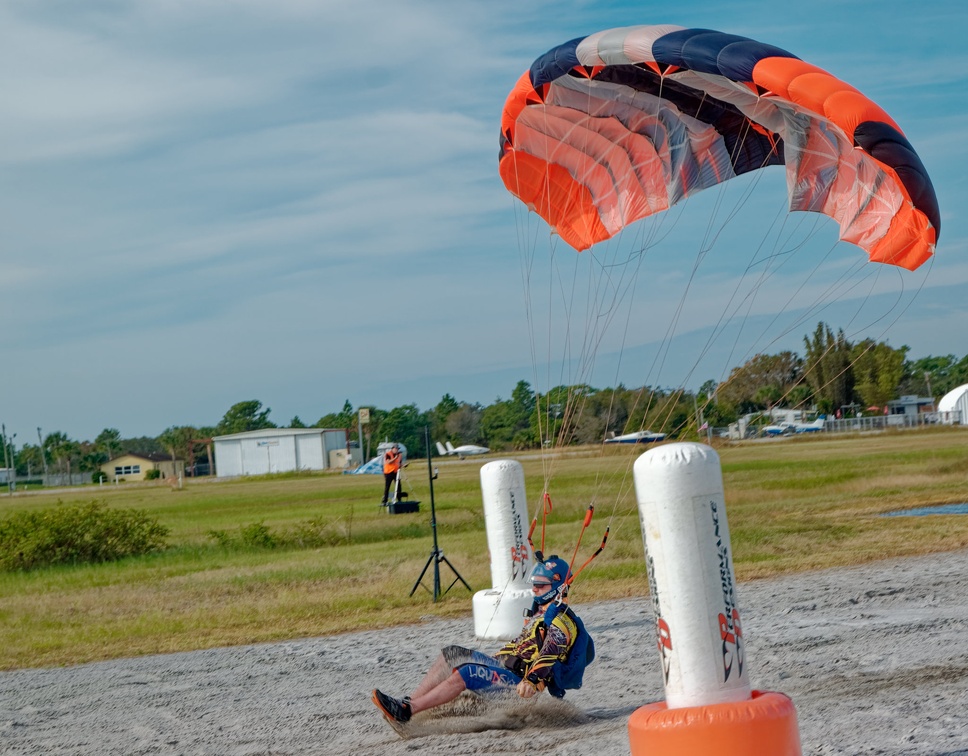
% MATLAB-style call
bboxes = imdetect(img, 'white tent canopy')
[937,384,968,424]
[347,441,408,475]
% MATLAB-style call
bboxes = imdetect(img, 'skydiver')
[371,555,593,731]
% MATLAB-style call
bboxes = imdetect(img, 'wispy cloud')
[1,0,965,440]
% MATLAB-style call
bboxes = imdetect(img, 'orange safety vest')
[383,449,401,475]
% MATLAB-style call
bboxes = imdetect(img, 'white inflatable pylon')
[628,442,801,755]
[472,460,534,639]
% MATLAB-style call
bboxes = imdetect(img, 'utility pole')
[1,424,11,495]
[359,408,370,463]
[7,433,15,493]
[38,427,50,487]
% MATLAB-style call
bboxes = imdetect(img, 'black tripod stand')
[410,426,472,602]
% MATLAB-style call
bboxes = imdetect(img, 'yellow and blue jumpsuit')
[443,603,579,693]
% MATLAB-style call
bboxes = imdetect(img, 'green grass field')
[2,428,967,670]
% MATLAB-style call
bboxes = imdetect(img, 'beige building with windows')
[99,452,185,483]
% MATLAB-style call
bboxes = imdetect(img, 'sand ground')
[2,548,967,755]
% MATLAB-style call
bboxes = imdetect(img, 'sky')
[1,0,966,444]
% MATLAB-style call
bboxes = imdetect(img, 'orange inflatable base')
[628,690,802,756]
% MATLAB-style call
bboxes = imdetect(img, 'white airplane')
[761,422,795,436]
[604,430,667,444]
[435,441,490,459]
[762,416,826,436]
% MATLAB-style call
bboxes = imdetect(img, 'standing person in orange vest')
[381,444,402,505]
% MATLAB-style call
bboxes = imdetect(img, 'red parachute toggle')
[499,25,939,271]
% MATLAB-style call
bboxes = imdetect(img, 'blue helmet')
[528,555,571,605]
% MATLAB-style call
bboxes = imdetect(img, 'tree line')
[5,322,967,480]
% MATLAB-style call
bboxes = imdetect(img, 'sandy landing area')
[2,548,967,755]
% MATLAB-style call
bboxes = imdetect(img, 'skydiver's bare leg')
[410,653,451,699]
[408,670,467,715]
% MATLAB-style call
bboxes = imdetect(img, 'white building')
[938,384,968,424]
[213,428,349,477]
[886,394,935,417]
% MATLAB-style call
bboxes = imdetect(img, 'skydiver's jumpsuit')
[443,602,580,693]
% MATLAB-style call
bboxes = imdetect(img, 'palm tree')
[45,432,80,482]
[157,426,196,474]
[94,428,123,463]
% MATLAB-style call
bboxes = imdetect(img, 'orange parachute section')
[499,25,939,271]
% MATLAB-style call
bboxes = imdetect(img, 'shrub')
[205,517,350,550]
[206,529,234,548]
[144,469,162,481]
[92,471,108,484]
[0,501,169,571]
[239,521,276,548]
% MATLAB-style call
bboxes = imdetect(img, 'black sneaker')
[371,689,412,723]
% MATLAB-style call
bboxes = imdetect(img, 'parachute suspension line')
[568,505,595,577]
[553,69,692,534]
[568,526,609,587]
[626,188,731,438]
[627,112,796,440]
[595,181,726,444]
[669,111,782,372]
[689,111,926,416]
[592,230,692,536]
[512,118,575,495]
[687,195,792,392]
[844,256,933,343]
[559,505,609,591]
[527,491,555,562]
[502,23,939,566]
[677,108,796,389]
[692,90,710,122]
[575,217,688,534]
[589,242,651,502]
[540,244,578,486]
[567,506,609,592]
[738,237,886,374]
[593,69,683,445]
[523,230,659,538]
[713,241,931,424]
[526,499,610,593]
[539,248,612,490]
[746,240,857,354]
[511,104,564,490]
[614,67,754,439]
[690,196,816,396]
[527,208,665,498]
[688,212,827,423]
[528,56,603,475]
[684,213,832,434]
[843,260,933,402]
[794,258,930,413]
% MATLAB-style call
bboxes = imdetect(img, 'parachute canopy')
[499,25,939,271]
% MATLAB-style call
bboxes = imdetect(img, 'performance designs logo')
[510,544,529,579]
[710,499,744,682]
[509,491,529,580]
[646,551,672,684]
